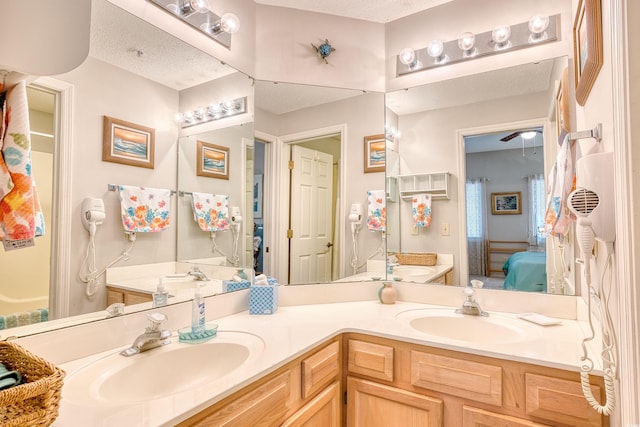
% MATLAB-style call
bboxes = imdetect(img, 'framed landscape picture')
[491,192,521,215]
[573,0,603,106]
[102,116,155,169]
[364,134,385,173]
[196,141,229,179]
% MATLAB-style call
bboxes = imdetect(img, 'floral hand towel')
[191,192,230,231]
[118,185,171,232]
[412,194,432,228]
[367,190,386,231]
[0,81,45,240]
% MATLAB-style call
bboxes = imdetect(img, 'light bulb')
[457,32,477,58]
[426,39,444,58]
[220,13,240,34]
[398,48,416,66]
[521,131,537,140]
[492,25,511,49]
[528,15,549,42]
[176,0,209,18]
[174,113,184,124]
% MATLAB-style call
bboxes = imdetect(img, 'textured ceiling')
[89,0,235,91]
[254,0,454,23]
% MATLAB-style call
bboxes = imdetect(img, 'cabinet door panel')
[302,341,340,399]
[525,373,603,427]
[463,405,550,427]
[282,381,341,427]
[347,377,442,427]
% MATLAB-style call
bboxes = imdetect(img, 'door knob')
[326,242,334,248]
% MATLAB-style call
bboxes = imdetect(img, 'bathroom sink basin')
[392,265,436,282]
[396,308,542,344]
[63,331,264,405]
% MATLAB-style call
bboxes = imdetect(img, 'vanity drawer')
[181,370,292,426]
[348,339,394,382]
[410,351,502,406]
[301,340,340,399]
[525,373,603,427]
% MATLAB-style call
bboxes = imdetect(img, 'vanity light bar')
[147,0,235,49]
[396,14,559,76]
[177,96,247,129]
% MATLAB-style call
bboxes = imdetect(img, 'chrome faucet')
[120,312,171,357]
[188,266,209,281]
[456,287,488,317]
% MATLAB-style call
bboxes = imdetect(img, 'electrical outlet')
[440,222,450,236]
[411,225,419,235]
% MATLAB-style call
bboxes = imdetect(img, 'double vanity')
[12,281,607,427]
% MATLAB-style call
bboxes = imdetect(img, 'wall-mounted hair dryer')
[230,206,242,224]
[348,203,363,223]
[81,198,105,236]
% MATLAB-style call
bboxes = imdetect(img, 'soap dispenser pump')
[192,283,206,333]
[152,278,168,308]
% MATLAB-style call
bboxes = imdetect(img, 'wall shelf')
[397,172,450,200]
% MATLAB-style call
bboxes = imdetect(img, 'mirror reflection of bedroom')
[465,127,547,292]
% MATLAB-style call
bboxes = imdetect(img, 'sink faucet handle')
[146,312,168,332]
[463,286,475,298]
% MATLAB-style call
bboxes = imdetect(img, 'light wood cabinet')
[282,381,341,427]
[347,376,443,427]
[177,338,341,427]
[176,333,607,427]
[344,333,608,427]
[106,286,151,307]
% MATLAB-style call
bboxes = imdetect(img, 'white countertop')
[51,297,597,427]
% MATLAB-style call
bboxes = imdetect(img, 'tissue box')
[249,284,278,315]
[223,280,251,292]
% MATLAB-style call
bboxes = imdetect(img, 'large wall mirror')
[254,81,386,285]
[0,0,255,336]
[385,56,575,295]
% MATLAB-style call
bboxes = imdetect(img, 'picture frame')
[573,0,603,106]
[196,140,229,179]
[253,174,263,219]
[364,134,385,173]
[491,192,522,215]
[555,67,571,136]
[102,116,155,169]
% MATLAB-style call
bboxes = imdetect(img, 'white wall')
[254,5,385,92]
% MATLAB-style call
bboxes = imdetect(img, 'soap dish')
[178,324,218,343]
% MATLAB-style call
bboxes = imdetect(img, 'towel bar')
[107,184,176,195]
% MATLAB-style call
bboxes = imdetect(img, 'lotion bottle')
[192,283,206,333]
[152,278,168,307]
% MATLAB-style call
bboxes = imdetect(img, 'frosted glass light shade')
[220,13,240,34]
[426,39,444,58]
[398,48,416,65]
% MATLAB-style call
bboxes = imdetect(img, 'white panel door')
[289,145,334,284]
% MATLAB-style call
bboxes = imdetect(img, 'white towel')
[367,190,386,231]
[191,192,230,231]
[118,185,171,232]
[412,194,432,227]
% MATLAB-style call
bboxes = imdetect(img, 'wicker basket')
[0,342,65,427]
[395,252,437,266]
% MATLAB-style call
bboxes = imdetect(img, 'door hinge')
[287,229,293,239]
[288,160,294,170]
[344,391,347,405]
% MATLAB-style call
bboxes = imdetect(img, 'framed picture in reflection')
[364,134,385,173]
[491,192,521,215]
[555,67,571,136]
[197,141,229,179]
[102,116,155,169]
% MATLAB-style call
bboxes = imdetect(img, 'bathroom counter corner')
[50,297,597,427]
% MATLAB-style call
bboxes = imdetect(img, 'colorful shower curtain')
[0,80,45,241]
